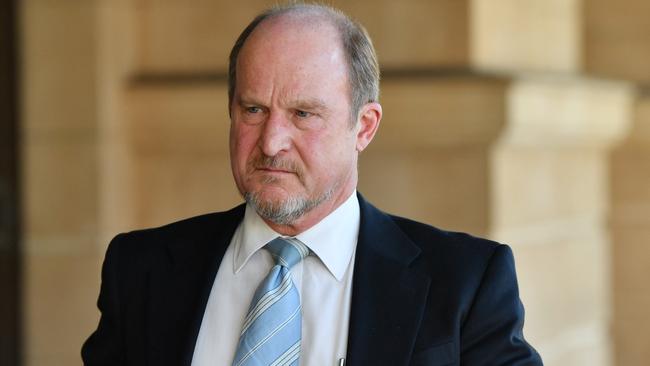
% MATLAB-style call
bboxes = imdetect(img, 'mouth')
[255,167,295,174]
[257,167,294,174]
[248,155,304,184]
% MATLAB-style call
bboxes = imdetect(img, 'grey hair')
[227,3,380,123]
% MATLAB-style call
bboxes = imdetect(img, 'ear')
[355,102,382,152]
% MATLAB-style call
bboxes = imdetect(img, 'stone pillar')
[491,77,632,365]
[610,95,650,366]
[20,1,103,364]
[584,1,650,364]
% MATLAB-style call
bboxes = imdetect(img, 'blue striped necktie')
[232,237,309,366]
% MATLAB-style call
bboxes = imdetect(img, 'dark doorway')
[0,0,22,365]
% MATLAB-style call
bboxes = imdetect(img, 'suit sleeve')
[81,234,126,365]
[460,245,543,365]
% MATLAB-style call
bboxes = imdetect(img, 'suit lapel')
[146,204,245,366]
[346,195,431,366]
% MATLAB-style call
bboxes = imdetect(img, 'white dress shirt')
[191,192,360,366]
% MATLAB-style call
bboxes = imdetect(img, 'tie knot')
[265,237,309,269]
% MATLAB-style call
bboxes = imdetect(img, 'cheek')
[231,125,259,163]
[301,133,352,174]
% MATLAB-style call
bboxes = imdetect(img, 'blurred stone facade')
[19,0,650,365]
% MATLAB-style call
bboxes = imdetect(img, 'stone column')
[491,77,632,365]
[20,1,103,364]
[585,1,650,364]
[610,95,650,366]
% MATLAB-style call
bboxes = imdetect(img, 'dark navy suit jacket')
[82,194,542,365]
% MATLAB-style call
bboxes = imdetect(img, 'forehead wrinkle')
[236,72,278,107]
[276,88,329,110]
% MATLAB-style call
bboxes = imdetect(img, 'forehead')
[235,16,349,98]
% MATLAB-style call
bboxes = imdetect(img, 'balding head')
[228,3,380,122]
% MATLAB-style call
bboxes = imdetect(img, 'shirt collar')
[233,191,360,281]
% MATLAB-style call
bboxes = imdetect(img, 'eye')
[238,105,266,125]
[295,110,312,118]
[245,106,262,114]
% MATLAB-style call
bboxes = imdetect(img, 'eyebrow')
[238,96,329,113]
[292,98,328,112]
[236,96,261,107]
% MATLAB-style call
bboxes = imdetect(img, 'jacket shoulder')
[389,214,503,261]
[112,205,244,250]
[104,204,245,275]
[386,213,517,300]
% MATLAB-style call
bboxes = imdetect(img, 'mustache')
[251,155,304,178]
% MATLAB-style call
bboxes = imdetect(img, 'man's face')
[229,18,361,227]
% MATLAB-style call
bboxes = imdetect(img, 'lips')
[258,167,294,174]
[247,155,306,186]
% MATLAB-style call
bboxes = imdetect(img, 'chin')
[244,190,306,225]
[244,187,332,226]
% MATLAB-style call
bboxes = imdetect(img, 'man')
[83,3,542,366]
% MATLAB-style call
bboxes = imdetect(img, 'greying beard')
[244,188,333,225]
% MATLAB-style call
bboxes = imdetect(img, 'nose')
[259,111,292,157]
